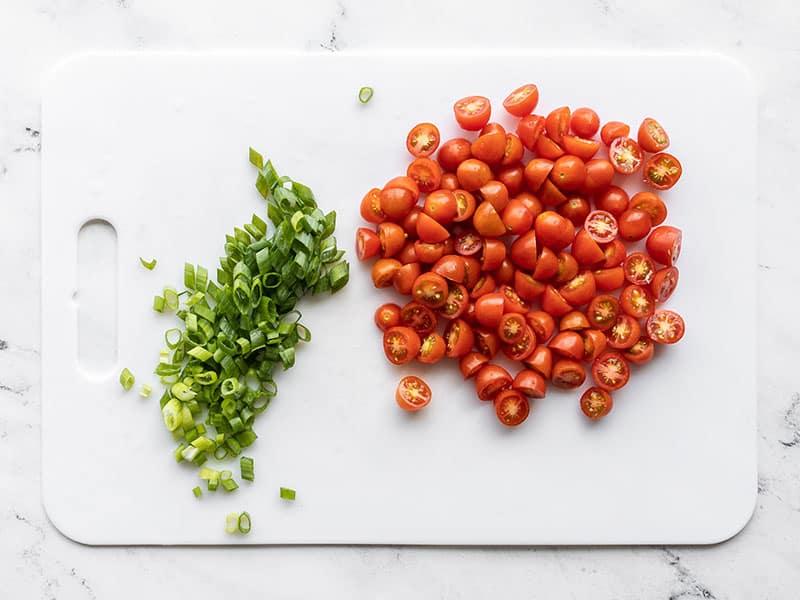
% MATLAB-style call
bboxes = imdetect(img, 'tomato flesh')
[396,376,431,411]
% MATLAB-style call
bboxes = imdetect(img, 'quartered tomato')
[606,314,642,350]
[502,325,536,361]
[646,310,685,344]
[356,227,381,260]
[400,301,438,336]
[503,83,539,117]
[440,283,469,320]
[406,122,440,158]
[643,152,682,190]
[551,359,586,389]
[608,137,644,174]
[637,117,670,153]
[475,364,512,400]
[651,267,679,303]
[591,351,630,391]
[624,252,656,285]
[619,284,656,318]
[584,210,618,244]
[474,328,501,358]
[360,188,386,224]
[444,318,475,358]
[646,226,682,266]
[383,326,421,365]
[396,376,431,411]
[459,351,489,379]
[494,389,531,426]
[411,272,449,308]
[580,387,613,419]
[570,107,600,138]
[523,345,553,378]
[454,95,492,131]
[587,294,620,330]
[374,303,401,332]
[600,121,630,146]
[513,369,547,398]
[437,137,472,171]
[624,337,655,364]
[629,191,667,226]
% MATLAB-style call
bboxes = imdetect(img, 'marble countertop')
[1,0,798,597]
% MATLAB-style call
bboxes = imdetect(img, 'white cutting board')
[41,52,757,545]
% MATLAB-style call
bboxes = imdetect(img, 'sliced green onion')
[192,486,203,498]
[208,478,219,492]
[358,86,374,104]
[153,295,165,312]
[225,512,239,534]
[139,384,152,398]
[240,456,254,481]
[238,512,251,534]
[171,381,197,401]
[163,287,179,311]
[280,487,296,501]
[139,257,157,270]
[162,398,182,431]
[119,368,135,391]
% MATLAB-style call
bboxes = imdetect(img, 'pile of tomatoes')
[355,83,685,426]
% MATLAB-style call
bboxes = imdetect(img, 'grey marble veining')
[1,0,799,597]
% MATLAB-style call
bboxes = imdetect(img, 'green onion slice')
[358,86,374,104]
[119,368,135,391]
[280,487,296,501]
[237,512,251,534]
[139,257,157,270]
[225,512,239,534]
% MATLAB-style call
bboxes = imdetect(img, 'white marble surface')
[1,0,799,597]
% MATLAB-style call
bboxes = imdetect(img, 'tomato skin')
[600,121,630,146]
[592,351,630,391]
[417,332,447,364]
[411,272,449,308]
[545,106,571,144]
[548,331,584,360]
[608,137,644,175]
[570,107,600,138]
[416,212,451,243]
[475,364,513,400]
[371,258,402,288]
[651,266,679,303]
[475,292,505,328]
[440,173,459,190]
[444,318,475,358]
[393,261,421,295]
[617,209,652,242]
[413,240,445,264]
[490,258,514,287]
[593,266,626,292]
[623,252,656,285]
[473,202,507,238]
[474,328,501,358]
[541,284,573,317]
[503,84,540,117]
[360,187,386,224]
[383,326,421,365]
[421,190,458,227]
[516,192,543,220]
[580,387,613,419]
[400,301,438,336]
[374,303,402,332]
[535,134,565,160]
[459,351,489,379]
[587,294,620,330]
[550,155,586,192]
[637,117,670,153]
[523,158,554,191]
[646,309,685,344]
[561,135,600,161]
[581,328,608,362]
[525,310,556,343]
[600,239,627,268]
[606,314,642,350]
[559,270,597,306]
[558,196,591,227]
[480,238,507,271]
[523,345,553,378]
[646,226,682,266]
[438,138,473,172]
[500,284,529,314]
[384,175,420,203]
[396,375,432,411]
[582,158,615,193]
[501,325,536,361]
[624,337,655,364]
[571,229,606,267]
[378,222,406,258]
[454,95,492,131]
[551,359,586,389]
[494,389,531,426]
[502,198,534,235]
[356,227,381,260]
[509,229,538,271]
[431,255,466,283]
[471,131,506,165]
[501,133,525,167]
[620,284,656,318]
[457,158,493,191]
[380,186,416,221]
[514,271,546,301]
[643,152,683,190]
[595,186,629,217]
[559,310,590,332]
[629,191,667,226]
[452,189,478,223]
[513,369,547,398]
[478,180,510,212]
[462,256,482,289]
[402,207,421,238]
[534,211,574,251]
[517,114,546,151]
[470,273,496,299]
[497,164,525,196]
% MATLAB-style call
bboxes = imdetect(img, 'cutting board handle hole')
[76,219,118,377]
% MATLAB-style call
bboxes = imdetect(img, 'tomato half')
[591,351,630,391]
[378,222,406,258]
[444,318,475,358]
[545,106,571,144]
[411,272,449,308]
[470,273,496,299]
[471,130,505,166]
[497,164,525,196]
[396,376,431,411]
[623,252,656,285]
[532,246,558,280]
[560,310,590,331]
[582,158,615,193]
[608,137,644,174]
[455,230,483,257]
[503,84,539,117]
[523,158,554,191]
[502,134,525,166]
[570,107,600,138]
[541,284,573,317]
[454,96,492,131]
[384,175,420,203]
[559,196,591,227]
[459,351,489,379]
[502,198,534,235]
[493,258,515,286]
[559,270,596,306]
[581,328,608,362]
[617,209,652,242]
[535,134,565,160]
[438,138,472,172]
[550,155,586,192]
[474,328,501,358]
[553,252,579,284]
[509,230,538,271]
[440,173,459,190]
[400,301,437,336]
[517,114,546,151]
[406,122,440,158]
[356,227,381,260]
[580,387,613,419]
[629,191,667,226]
[431,255,466,283]
[380,186,416,221]
[472,202,506,238]
[600,121,630,146]
[513,369,547,398]
[439,283,469,320]
[480,238,507,271]
[475,292,505,328]
[534,211,574,250]
[475,364,512,400]
[523,345,553,378]
[561,135,600,161]
[646,226,682,266]
[646,309,685,344]
[462,256,482,289]
[414,240,445,264]
[393,261,421,295]
[407,158,443,194]
[571,229,606,267]
[606,314,641,350]
[587,294,620,330]
[651,267,679,303]
[514,271,546,301]
[548,331,584,360]
[643,152,682,190]
[478,180,510,212]
[453,189,478,223]
[494,389,530,426]
[593,267,625,292]
[583,210,618,244]
[415,332,446,364]
[371,258,402,288]
[600,239,627,269]
[551,359,586,389]
[360,187,386,224]
[595,186,629,218]
[620,284,656,318]
[624,337,655,364]
[457,158,492,192]
[374,303,401,332]
[383,326,421,365]
[501,325,536,361]
[637,117,670,153]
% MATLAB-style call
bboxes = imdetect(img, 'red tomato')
[451,189,477,223]
[407,158,442,194]
[472,202,507,237]
[475,364,512,400]
[471,274,495,299]
[646,226,682,266]
[548,331,584,360]
[459,351,489,379]
[402,207,421,238]
[629,191,667,226]
[440,173,459,190]
[501,134,525,167]
[480,238,507,271]
[474,328,501,358]
[454,96,491,131]
[393,261,421,295]
[371,258,402,288]
[501,325,536,361]
[516,192,543,219]
[624,252,656,285]
[608,137,644,175]
[444,318,475,358]
[592,351,630,391]
[600,121,630,146]
[380,186,415,221]
[422,190,457,225]
[384,175,420,203]
[514,271,545,301]
[523,158,554,191]
[475,292,505,328]
[497,164,525,196]
[471,131,506,165]
[462,256,482,289]
[502,198,534,235]
[560,310,590,331]
[440,283,470,320]
[581,328,608,362]
[395,375,431,411]
[532,246,558,280]
[646,309,685,344]
[360,187,385,224]
[411,272,449,308]
[534,211,574,250]
[572,229,606,267]
[417,333,446,364]
[513,369,547,398]
[550,155,586,192]
[558,196,591,227]
[416,212,451,243]
[624,337,655,364]
[517,114,545,151]
[374,303,401,332]
[523,345,553,378]
[500,284,529,314]
[455,230,484,256]
[580,387,613,419]
[535,134,565,160]
[643,152,682,190]
[492,257,515,286]
[457,159,492,191]
[545,106,571,144]
[356,227,381,260]
[570,107,600,138]
[584,210,618,244]
[494,389,530,426]
[525,310,556,343]
[606,314,641,350]
[509,229,538,270]
[637,117,670,153]
[587,294,620,330]
[383,326,421,365]
[378,222,406,258]
[503,84,539,117]
[596,186,629,217]
[541,285,573,317]
[617,209,652,242]
[400,301,438,336]
[582,159,615,193]
[539,179,568,207]
[438,138,472,172]
[406,122,440,158]
[478,180,510,212]
[551,359,586,389]
[620,284,656,318]
[651,267,679,303]
[561,135,601,161]
[594,267,626,292]
[600,239,627,269]
[559,271,596,306]
[414,240,445,264]
[554,252,580,285]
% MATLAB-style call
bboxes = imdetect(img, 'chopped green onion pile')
[358,86,374,104]
[150,148,348,495]
[280,487,296,501]
[139,257,158,270]
[119,368,135,391]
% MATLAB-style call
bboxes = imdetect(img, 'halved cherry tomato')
[608,137,644,175]
[606,314,641,350]
[396,375,431,411]
[509,229,538,270]
[559,270,596,306]
[480,238,506,271]
[416,212,451,243]
[592,351,630,391]
[475,364,512,400]
[431,255,466,283]
[492,257,515,286]
[444,318,475,358]
[551,359,586,389]
[651,267,679,303]
[406,122,440,158]
[378,222,406,257]
[393,262,421,295]
[371,258,402,288]
[535,134,565,160]
[584,210,618,244]
[534,211,574,250]
[440,173,459,190]
[497,164,525,195]
[580,387,613,419]
[494,389,530,426]
[629,191,667,226]
[383,326,421,365]
[474,328,501,358]
[413,240,445,264]
[517,114,546,151]
[581,328,608,362]
[646,226,682,266]
[570,107,600,138]
[582,158,615,193]
[617,208,652,242]
[411,272,449,308]
[407,158,443,194]
[600,121,630,146]
[457,158,492,191]
[595,186,629,217]
[532,247,559,280]
[620,284,656,318]
[550,155,586,192]
[558,196,591,226]
[514,271,546,301]
[623,252,656,285]
[646,309,685,344]
[502,325,536,361]
[455,231,483,256]
[545,106,571,144]
[475,292,505,328]
[571,229,606,267]
[637,117,670,153]
[440,283,469,320]
[502,198,534,235]
[500,284,529,314]
[516,192,543,219]
[643,152,682,190]
[356,227,381,260]
[380,186,415,221]
[501,134,525,166]
[523,158,554,191]
[548,331,584,360]
[471,130,506,165]
[473,202,507,237]
[384,175,420,202]
[374,303,401,332]
[454,96,492,131]
[593,267,626,292]
[400,301,437,336]
[503,84,539,117]
[539,179,568,207]
[561,135,601,161]
[600,239,627,268]
[453,189,478,223]
[587,294,620,330]
[438,138,472,172]
[526,310,556,342]
[402,207,421,238]
[541,285,573,317]
[624,337,655,364]
[459,351,489,379]
[560,310,590,331]
[513,369,547,398]
[553,252,579,284]
[523,345,553,378]
[360,188,386,225]
[478,180,510,212]
[417,332,447,364]
[470,273,496,299]
[462,256,482,289]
